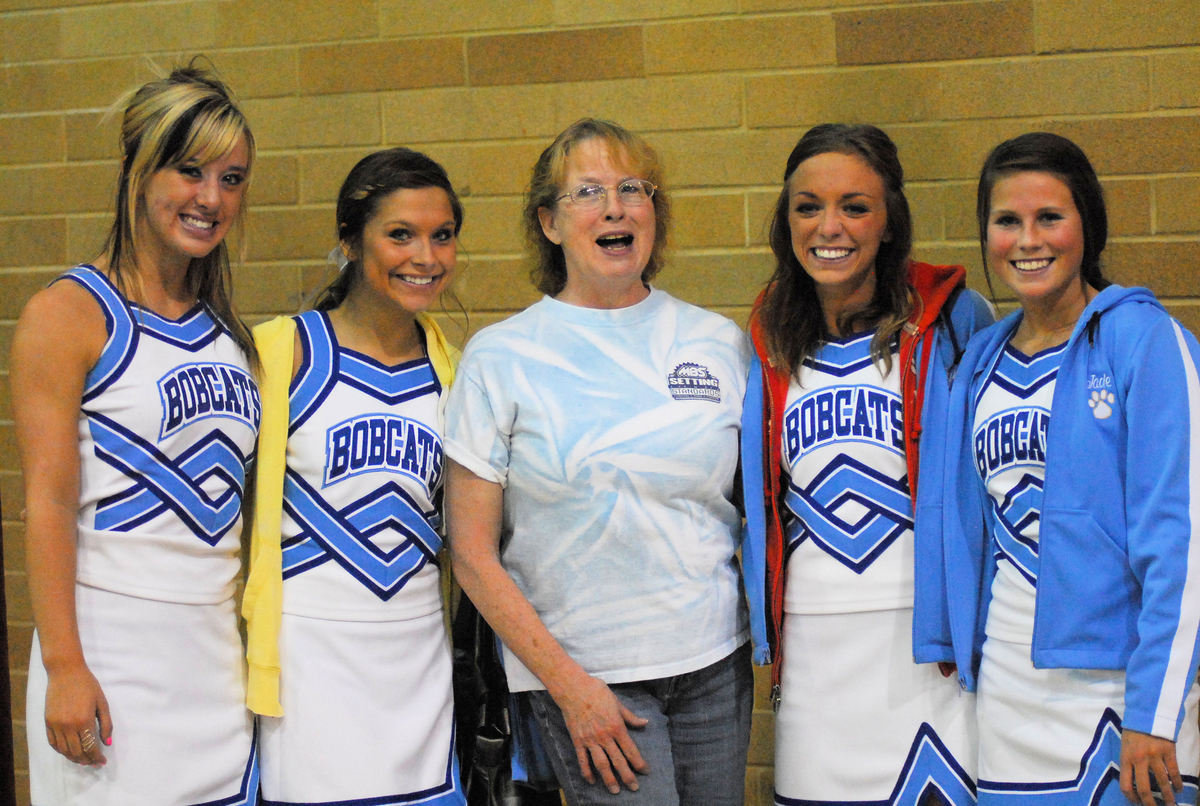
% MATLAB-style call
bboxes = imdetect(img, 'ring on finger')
[80,730,97,752]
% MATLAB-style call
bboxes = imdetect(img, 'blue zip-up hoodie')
[916,284,1200,741]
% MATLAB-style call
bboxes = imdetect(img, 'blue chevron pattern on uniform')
[978,708,1198,805]
[136,303,223,350]
[976,342,1067,404]
[89,413,247,545]
[776,722,976,806]
[990,473,1042,586]
[783,453,913,572]
[803,331,880,378]
[282,472,441,600]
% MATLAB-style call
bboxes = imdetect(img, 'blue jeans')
[526,643,753,806]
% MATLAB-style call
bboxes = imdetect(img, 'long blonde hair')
[102,59,258,370]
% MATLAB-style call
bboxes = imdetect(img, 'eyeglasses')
[555,179,657,208]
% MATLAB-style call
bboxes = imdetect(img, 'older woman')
[444,118,754,805]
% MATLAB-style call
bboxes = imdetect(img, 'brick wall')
[2,1,1198,802]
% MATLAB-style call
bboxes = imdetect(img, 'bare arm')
[445,460,648,794]
[12,280,111,767]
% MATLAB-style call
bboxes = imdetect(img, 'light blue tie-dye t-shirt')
[445,289,751,691]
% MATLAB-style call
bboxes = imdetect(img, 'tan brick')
[439,309,520,345]
[1049,117,1200,175]
[0,373,10,421]
[747,65,942,129]
[748,708,774,766]
[231,262,309,315]
[1036,0,1200,52]
[837,0,1032,65]
[0,269,58,318]
[66,216,111,265]
[0,0,102,8]
[646,14,835,75]
[300,38,466,95]
[944,181,981,242]
[0,222,68,270]
[244,207,330,263]
[65,112,120,163]
[241,95,381,150]
[654,251,773,308]
[1152,52,1200,110]
[59,2,217,58]
[462,143,548,197]
[5,567,29,622]
[247,155,300,207]
[1103,178,1151,237]
[744,763,775,806]
[210,49,300,100]
[0,163,116,216]
[913,244,985,282]
[382,75,741,146]
[380,0,554,34]
[656,129,800,188]
[935,55,1148,120]
[0,115,64,165]
[468,26,645,87]
[7,621,31,673]
[746,0,913,8]
[0,473,24,527]
[218,0,377,47]
[1106,241,1200,295]
[2,58,140,114]
[907,183,944,243]
[1,12,59,64]
[2,517,24,576]
[752,661,773,708]
[294,146,473,208]
[555,0,735,25]
[671,193,746,249]
[1169,303,1200,338]
[1156,177,1200,234]
[891,120,1034,182]
[748,190,782,248]
[455,257,542,313]
[460,197,525,255]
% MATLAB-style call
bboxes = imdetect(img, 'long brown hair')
[102,59,258,370]
[758,123,914,377]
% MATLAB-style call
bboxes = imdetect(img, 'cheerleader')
[930,132,1200,806]
[13,63,260,804]
[243,148,465,804]
[742,123,993,805]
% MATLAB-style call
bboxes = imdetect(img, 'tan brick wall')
[2,2,1198,803]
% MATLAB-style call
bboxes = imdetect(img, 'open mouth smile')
[1011,258,1053,272]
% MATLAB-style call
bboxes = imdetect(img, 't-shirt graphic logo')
[667,362,721,403]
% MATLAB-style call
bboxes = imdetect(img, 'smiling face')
[136,135,250,273]
[986,171,1086,314]
[537,138,656,309]
[787,151,890,324]
[345,186,458,317]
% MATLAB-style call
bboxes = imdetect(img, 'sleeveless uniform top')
[973,340,1066,644]
[280,310,443,621]
[780,332,913,614]
[64,265,261,605]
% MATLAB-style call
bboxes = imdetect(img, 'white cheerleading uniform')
[972,341,1200,805]
[257,310,462,806]
[774,332,975,806]
[27,266,260,806]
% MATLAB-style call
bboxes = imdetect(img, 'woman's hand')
[1120,729,1182,806]
[43,661,112,767]
[554,674,649,794]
